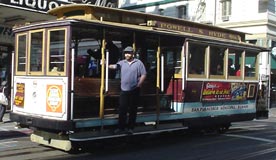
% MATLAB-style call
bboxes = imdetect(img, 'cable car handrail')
[105,50,109,93]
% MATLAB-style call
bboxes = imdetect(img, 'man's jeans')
[118,88,140,130]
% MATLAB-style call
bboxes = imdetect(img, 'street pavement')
[1,110,276,159]
[1,111,11,124]
[269,107,276,117]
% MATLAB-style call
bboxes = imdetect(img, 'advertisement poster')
[46,85,63,113]
[231,83,247,100]
[14,83,25,107]
[202,82,247,102]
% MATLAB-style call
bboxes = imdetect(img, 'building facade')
[119,0,275,109]
[119,0,276,75]
[0,0,274,109]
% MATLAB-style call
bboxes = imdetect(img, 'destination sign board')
[147,20,242,42]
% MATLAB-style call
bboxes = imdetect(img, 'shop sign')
[72,0,117,8]
[5,0,70,13]
[0,0,118,13]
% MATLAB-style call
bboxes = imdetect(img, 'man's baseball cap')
[123,46,134,53]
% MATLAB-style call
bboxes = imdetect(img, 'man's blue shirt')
[117,59,146,91]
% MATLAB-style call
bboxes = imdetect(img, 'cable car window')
[245,51,258,78]
[163,47,181,75]
[188,42,208,77]
[228,49,243,78]
[48,29,66,74]
[210,46,227,76]
[17,34,27,73]
[30,31,43,72]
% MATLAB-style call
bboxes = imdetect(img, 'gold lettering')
[160,23,166,28]
[157,22,240,41]
[209,31,227,39]
[177,25,183,31]
[186,27,192,33]
[167,24,172,30]
[172,25,178,31]
[198,29,204,34]
[229,34,239,41]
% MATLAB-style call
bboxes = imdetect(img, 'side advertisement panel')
[12,76,68,120]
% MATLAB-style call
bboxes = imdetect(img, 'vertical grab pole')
[70,48,75,120]
[105,50,109,92]
[182,57,186,90]
[99,29,106,122]
[11,51,15,111]
[181,42,186,114]
[156,37,161,127]
[182,43,186,91]
[161,54,164,92]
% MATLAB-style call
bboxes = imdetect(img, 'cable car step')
[69,123,187,141]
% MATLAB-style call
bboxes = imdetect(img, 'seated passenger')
[87,49,100,77]
[235,65,241,76]
[216,64,223,75]
[228,58,235,76]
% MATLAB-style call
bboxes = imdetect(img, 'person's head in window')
[123,46,134,62]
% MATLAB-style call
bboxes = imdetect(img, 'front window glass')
[48,29,66,73]
[17,34,27,72]
[30,31,43,72]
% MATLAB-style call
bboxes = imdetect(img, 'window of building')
[178,5,187,19]
[258,0,268,13]
[158,8,164,15]
[221,0,231,18]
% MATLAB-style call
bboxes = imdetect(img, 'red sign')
[202,82,231,101]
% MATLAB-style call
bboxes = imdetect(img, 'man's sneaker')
[113,128,126,134]
[127,129,134,135]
